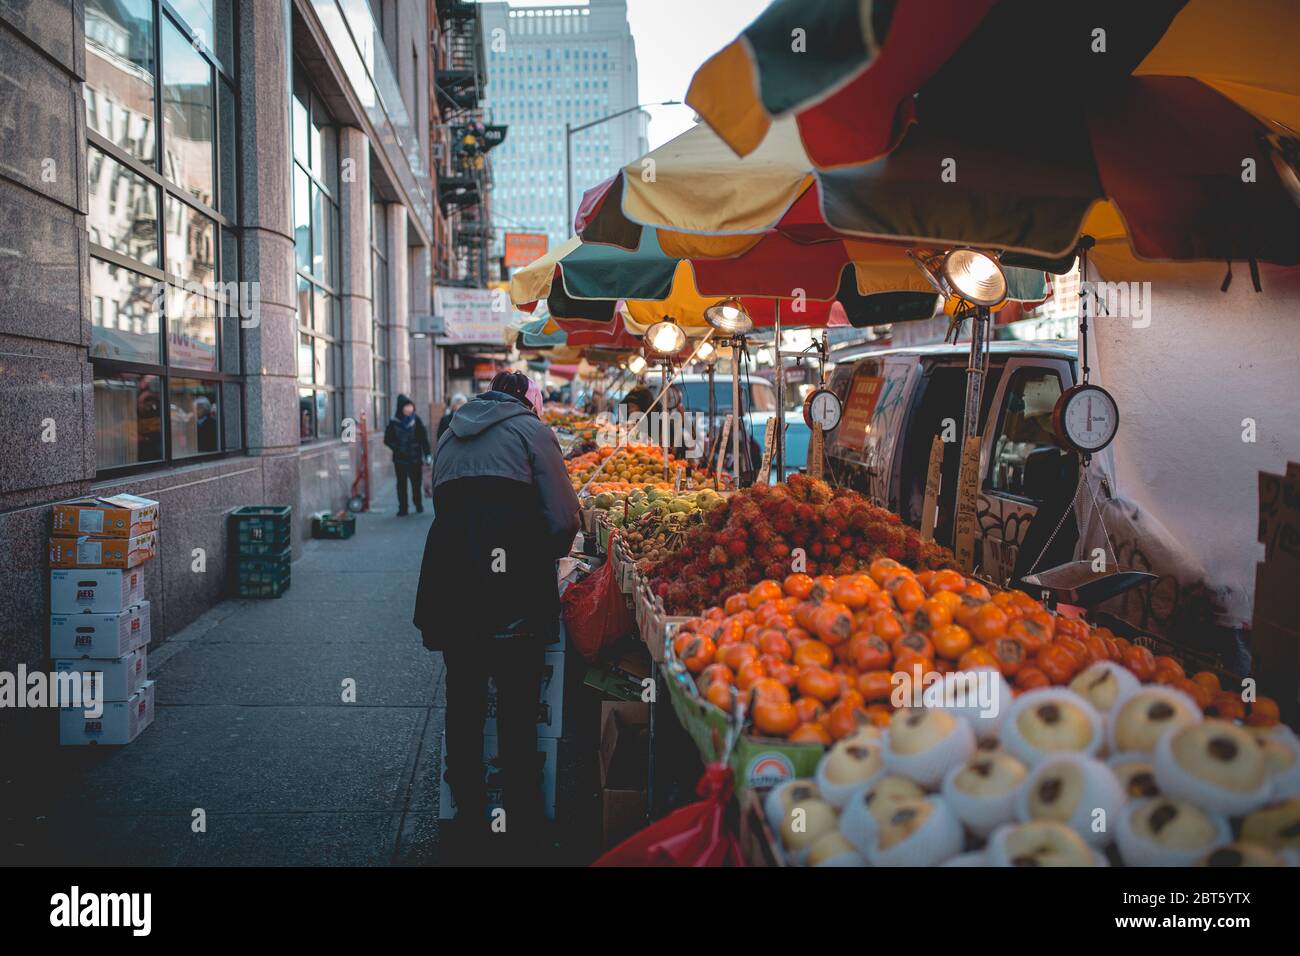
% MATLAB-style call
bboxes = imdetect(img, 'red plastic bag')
[591,764,745,867]
[561,553,633,661]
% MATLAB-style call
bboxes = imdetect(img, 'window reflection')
[87,147,159,265]
[85,0,155,163]
[169,377,220,457]
[90,259,162,364]
[166,285,219,371]
[161,19,214,206]
[165,194,216,287]
[95,371,164,467]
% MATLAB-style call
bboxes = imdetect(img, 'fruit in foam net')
[667,562,1249,746]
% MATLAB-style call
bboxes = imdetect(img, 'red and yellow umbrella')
[687,0,1299,171]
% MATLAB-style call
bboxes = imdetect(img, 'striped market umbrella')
[687,0,1298,171]
[511,227,1047,333]
[578,0,1300,285]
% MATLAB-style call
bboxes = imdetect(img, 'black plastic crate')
[229,505,292,556]
[232,546,291,598]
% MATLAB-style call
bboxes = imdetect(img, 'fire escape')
[433,0,490,289]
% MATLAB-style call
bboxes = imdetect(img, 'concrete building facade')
[0,0,441,747]
[480,0,646,252]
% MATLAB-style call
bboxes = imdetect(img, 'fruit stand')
[609,474,1298,868]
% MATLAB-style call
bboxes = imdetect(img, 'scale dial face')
[1053,383,1119,454]
[803,387,843,430]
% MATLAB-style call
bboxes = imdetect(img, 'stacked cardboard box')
[50,495,159,745]
[1254,463,1300,726]
[438,627,566,822]
[599,701,649,849]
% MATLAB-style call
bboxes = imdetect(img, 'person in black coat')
[383,394,431,516]
[436,393,467,442]
[415,371,579,859]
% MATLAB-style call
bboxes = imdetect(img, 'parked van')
[643,372,811,479]
[823,341,1079,586]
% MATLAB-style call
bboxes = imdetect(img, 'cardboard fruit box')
[52,494,158,537]
[662,639,823,798]
[49,532,157,569]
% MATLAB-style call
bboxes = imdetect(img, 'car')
[823,340,1080,586]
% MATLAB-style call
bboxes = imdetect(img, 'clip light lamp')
[910,249,1008,308]
[703,297,753,335]
[644,317,687,357]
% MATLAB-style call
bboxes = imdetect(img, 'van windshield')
[671,380,776,413]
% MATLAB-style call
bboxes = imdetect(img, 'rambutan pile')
[647,475,956,613]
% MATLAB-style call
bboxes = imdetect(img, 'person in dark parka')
[383,394,432,516]
[414,371,579,857]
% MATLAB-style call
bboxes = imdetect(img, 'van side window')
[990,368,1064,499]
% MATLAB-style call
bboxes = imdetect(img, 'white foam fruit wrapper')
[882,718,977,788]
[1114,797,1232,867]
[864,796,965,867]
[1152,729,1273,817]
[1014,753,1126,847]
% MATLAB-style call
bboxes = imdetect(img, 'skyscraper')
[480,0,648,254]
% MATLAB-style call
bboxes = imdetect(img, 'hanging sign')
[808,423,825,481]
[756,418,777,485]
[504,233,549,269]
[954,436,982,571]
[921,435,945,543]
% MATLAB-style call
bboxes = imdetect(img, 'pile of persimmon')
[669,560,1281,744]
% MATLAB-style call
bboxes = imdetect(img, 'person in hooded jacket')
[415,370,579,858]
[383,394,432,516]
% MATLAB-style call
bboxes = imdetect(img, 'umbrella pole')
[954,306,990,543]
[773,300,784,482]
[732,341,742,488]
[707,360,717,489]
[962,306,990,441]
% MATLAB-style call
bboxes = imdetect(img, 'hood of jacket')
[449,390,533,439]
[392,393,414,418]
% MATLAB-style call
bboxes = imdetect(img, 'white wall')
[1092,268,1300,625]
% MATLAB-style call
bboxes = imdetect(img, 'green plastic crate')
[232,546,291,598]
[229,506,292,556]
[311,511,355,539]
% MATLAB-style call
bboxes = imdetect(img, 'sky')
[491,0,773,148]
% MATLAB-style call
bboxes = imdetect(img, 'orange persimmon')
[792,639,834,671]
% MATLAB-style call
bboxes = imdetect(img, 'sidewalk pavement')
[1,509,456,866]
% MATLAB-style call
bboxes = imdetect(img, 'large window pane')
[168,1,214,52]
[166,285,219,370]
[165,194,215,287]
[293,165,311,272]
[313,289,331,335]
[298,387,316,441]
[311,183,330,282]
[316,390,334,437]
[298,332,313,385]
[292,80,309,166]
[90,258,161,363]
[169,377,221,457]
[87,147,159,265]
[161,19,214,206]
[85,0,155,163]
[94,371,164,467]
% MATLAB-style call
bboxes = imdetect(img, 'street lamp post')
[565,100,681,234]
